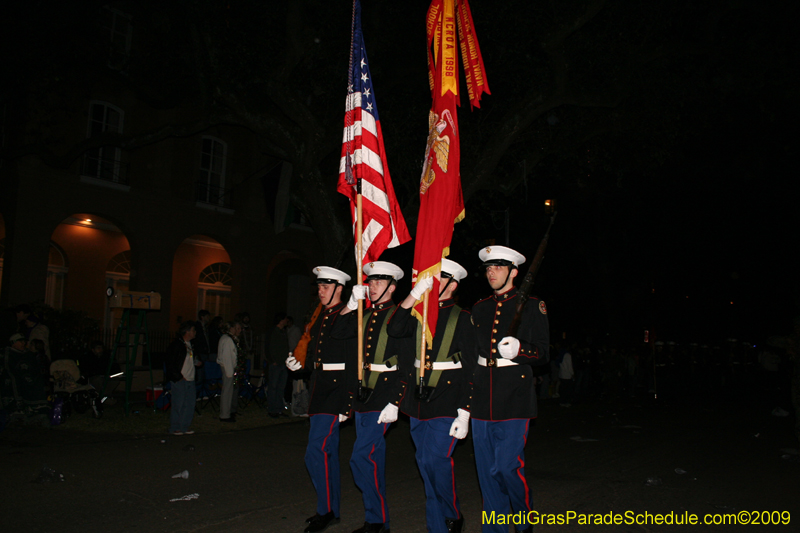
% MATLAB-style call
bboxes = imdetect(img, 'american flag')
[337,0,410,269]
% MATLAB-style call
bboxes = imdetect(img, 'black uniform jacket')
[331,301,414,413]
[387,299,476,420]
[470,286,549,421]
[307,302,357,417]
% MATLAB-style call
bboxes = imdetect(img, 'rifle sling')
[416,305,462,389]
[362,308,399,391]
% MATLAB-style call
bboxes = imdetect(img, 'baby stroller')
[50,359,103,421]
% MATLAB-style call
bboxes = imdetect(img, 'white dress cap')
[312,266,351,285]
[478,245,526,267]
[440,258,468,282]
[363,261,404,281]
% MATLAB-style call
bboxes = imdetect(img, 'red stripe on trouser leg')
[320,416,337,512]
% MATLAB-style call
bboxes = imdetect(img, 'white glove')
[409,276,434,300]
[338,414,349,423]
[285,354,302,371]
[449,408,470,439]
[498,336,520,359]
[377,403,399,424]
[347,285,368,310]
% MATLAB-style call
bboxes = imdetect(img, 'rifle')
[507,210,557,337]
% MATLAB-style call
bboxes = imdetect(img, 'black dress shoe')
[351,522,388,533]
[219,417,235,423]
[304,511,340,533]
[445,515,464,533]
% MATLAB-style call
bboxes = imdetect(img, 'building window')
[198,262,232,318]
[82,101,128,184]
[101,6,133,69]
[45,243,68,310]
[196,137,230,208]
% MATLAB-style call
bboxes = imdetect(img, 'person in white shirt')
[217,321,243,422]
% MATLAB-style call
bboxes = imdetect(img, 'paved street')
[3,397,798,532]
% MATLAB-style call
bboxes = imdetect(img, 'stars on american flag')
[355,46,376,117]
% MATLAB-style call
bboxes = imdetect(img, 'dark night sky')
[3,0,797,346]
[379,0,800,346]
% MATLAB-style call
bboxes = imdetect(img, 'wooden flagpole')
[356,187,364,385]
[417,289,429,397]
[420,291,429,378]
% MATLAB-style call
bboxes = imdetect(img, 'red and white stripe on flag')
[337,3,410,269]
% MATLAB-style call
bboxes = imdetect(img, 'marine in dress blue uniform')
[470,246,550,533]
[287,267,356,533]
[387,258,474,533]
[332,261,414,533]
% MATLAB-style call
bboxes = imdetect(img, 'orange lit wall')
[51,223,130,321]
[170,241,231,328]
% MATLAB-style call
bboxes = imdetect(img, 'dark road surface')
[4,397,798,532]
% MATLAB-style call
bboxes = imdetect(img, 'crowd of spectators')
[1,305,51,428]
[4,300,798,444]
[538,335,797,416]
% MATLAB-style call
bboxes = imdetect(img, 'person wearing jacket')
[470,246,550,533]
[332,261,414,533]
[387,258,474,533]
[165,321,200,436]
[287,266,356,533]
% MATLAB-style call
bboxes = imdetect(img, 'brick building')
[0,4,325,352]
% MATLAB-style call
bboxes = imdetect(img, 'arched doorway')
[45,243,69,310]
[198,262,233,319]
[49,214,130,322]
[104,250,131,330]
[170,235,232,328]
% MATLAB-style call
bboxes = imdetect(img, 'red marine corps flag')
[337,0,410,272]
[412,0,490,350]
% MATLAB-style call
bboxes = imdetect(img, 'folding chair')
[246,360,268,408]
[196,360,223,412]
[238,360,267,409]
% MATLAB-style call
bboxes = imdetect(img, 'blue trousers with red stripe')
[410,417,461,533]
[472,419,532,533]
[305,414,341,517]
[350,411,391,526]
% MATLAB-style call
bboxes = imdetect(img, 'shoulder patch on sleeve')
[539,301,547,315]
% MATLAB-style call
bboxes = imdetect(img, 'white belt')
[321,363,345,371]
[365,363,397,373]
[478,356,517,367]
[414,359,462,370]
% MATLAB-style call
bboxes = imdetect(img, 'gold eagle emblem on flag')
[420,110,451,195]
